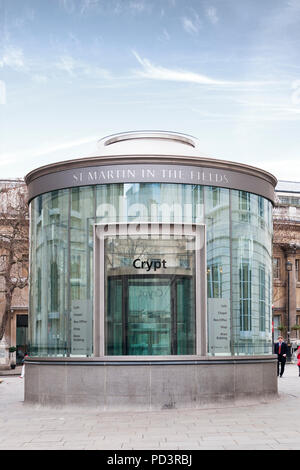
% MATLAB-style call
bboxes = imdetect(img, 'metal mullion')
[123,276,128,355]
[171,276,177,355]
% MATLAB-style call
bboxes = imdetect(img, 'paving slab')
[0,363,300,450]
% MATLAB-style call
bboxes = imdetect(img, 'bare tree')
[0,181,29,341]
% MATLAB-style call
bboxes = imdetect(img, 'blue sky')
[1,0,300,181]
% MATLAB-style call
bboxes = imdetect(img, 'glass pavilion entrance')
[94,223,205,357]
[24,131,277,409]
[107,274,195,356]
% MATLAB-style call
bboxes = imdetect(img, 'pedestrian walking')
[19,353,28,379]
[297,346,300,377]
[274,335,288,377]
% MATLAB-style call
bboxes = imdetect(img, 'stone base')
[24,356,278,410]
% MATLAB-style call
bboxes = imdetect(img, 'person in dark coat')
[274,336,288,377]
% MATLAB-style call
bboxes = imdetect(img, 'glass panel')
[127,278,171,355]
[28,182,273,358]
[96,183,204,225]
[259,265,266,332]
[240,261,252,331]
[69,186,95,356]
[205,187,230,356]
[231,190,273,355]
[105,234,196,355]
[29,189,70,357]
[176,277,195,355]
[106,278,123,355]
[29,186,95,357]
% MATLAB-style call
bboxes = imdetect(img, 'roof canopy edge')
[25,154,277,205]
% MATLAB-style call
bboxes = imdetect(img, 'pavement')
[0,363,300,450]
[0,366,22,376]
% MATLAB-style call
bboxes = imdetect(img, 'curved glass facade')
[29,182,273,357]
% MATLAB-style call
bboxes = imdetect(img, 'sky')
[1,0,300,181]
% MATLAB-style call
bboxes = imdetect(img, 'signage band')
[27,163,275,203]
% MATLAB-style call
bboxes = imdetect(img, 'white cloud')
[32,74,48,84]
[132,51,278,87]
[12,8,35,29]
[55,55,77,76]
[0,46,25,70]
[80,0,100,15]
[181,15,201,35]
[158,29,170,41]
[206,7,218,25]
[0,81,6,104]
[129,0,148,13]
[59,0,76,14]
[0,136,98,167]
[55,55,111,79]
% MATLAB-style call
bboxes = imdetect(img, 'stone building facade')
[273,181,300,351]
[0,179,29,367]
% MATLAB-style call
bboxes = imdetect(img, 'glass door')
[95,222,206,357]
[103,229,198,356]
[106,274,195,355]
[127,277,172,355]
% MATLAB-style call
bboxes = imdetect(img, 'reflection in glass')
[28,182,273,358]
[105,235,196,355]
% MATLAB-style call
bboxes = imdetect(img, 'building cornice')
[25,153,277,188]
[24,154,277,204]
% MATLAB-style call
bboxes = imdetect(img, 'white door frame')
[93,222,206,358]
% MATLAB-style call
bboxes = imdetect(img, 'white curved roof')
[97,131,202,157]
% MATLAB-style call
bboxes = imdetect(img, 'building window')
[70,254,81,279]
[212,187,221,208]
[259,265,266,331]
[50,261,59,312]
[51,190,59,209]
[37,268,41,313]
[296,259,300,282]
[258,196,265,228]
[179,255,190,269]
[239,191,251,222]
[37,195,43,216]
[258,196,264,218]
[207,263,223,298]
[273,258,281,280]
[240,261,251,331]
[71,187,80,212]
[273,315,281,340]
